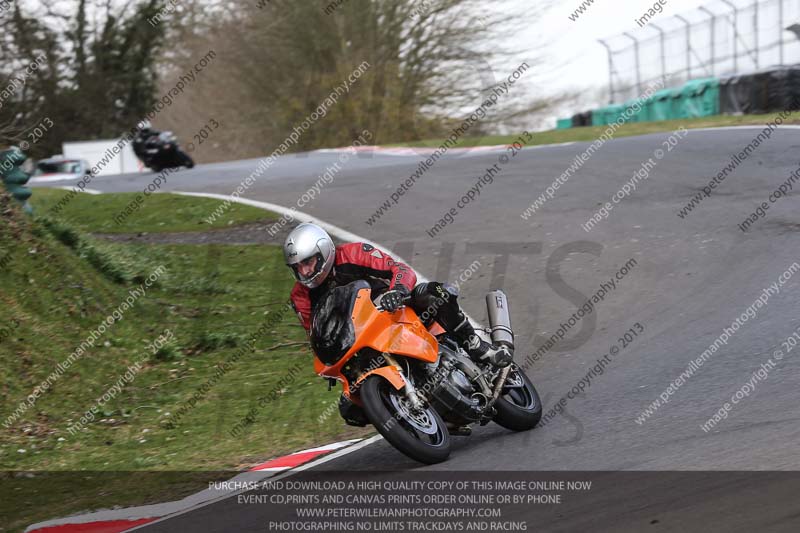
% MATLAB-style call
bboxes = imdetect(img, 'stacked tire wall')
[556,65,800,129]
[720,66,800,115]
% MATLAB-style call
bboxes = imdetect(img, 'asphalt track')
[34,127,800,531]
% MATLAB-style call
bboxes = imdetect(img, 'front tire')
[181,152,195,169]
[493,364,542,431]
[360,375,450,464]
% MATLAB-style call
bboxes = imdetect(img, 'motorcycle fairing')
[312,282,439,389]
[310,281,364,366]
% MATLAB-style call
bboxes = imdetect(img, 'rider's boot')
[414,282,512,369]
[453,317,512,368]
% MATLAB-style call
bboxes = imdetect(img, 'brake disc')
[389,391,439,435]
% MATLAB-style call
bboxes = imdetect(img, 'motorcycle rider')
[284,223,512,369]
[132,123,160,160]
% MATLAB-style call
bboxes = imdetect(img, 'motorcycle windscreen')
[311,280,369,366]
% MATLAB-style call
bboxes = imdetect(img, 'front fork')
[383,353,426,411]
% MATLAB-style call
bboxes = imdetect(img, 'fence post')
[721,0,739,74]
[675,14,692,80]
[624,33,642,96]
[753,0,759,69]
[779,0,784,64]
[699,7,716,76]
[651,23,668,89]
[598,39,615,104]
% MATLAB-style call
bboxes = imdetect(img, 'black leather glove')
[380,285,410,312]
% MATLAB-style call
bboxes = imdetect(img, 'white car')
[31,158,91,182]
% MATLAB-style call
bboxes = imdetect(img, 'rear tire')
[493,364,542,431]
[360,375,450,464]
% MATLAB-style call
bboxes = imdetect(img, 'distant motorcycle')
[135,131,194,173]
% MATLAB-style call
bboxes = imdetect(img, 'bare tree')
[154,0,555,161]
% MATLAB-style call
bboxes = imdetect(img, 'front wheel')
[493,364,542,431]
[180,151,195,169]
[360,375,450,464]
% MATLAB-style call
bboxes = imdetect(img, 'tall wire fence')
[600,0,800,103]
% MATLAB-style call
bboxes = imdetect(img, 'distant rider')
[132,124,160,160]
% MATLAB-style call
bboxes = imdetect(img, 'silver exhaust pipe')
[485,290,514,353]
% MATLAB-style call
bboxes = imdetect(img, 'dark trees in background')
[1,0,551,162]
[0,0,165,157]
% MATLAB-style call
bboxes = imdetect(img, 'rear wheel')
[493,364,542,431]
[360,375,450,464]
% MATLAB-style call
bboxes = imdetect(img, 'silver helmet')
[284,223,336,289]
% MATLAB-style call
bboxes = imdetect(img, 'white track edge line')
[57,185,103,195]
[173,191,485,334]
[172,192,428,281]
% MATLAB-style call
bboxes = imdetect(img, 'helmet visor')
[290,252,325,284]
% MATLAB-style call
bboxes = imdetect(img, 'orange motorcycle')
[311,281,541,464]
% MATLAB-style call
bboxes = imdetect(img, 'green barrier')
[622,98,648,123]
[585,76,723,126]
[591,106,608,126]
[591,104,626,126]
[651,88,680,121]
[0,147,32,214]
[556,118,572,129]
[681,77,720,118]
[639,96,656,122]
[671,89,687,119]
[590,99,651,126]
[608,104,626,124]
[621,100,638,123]
[670,87,689,120]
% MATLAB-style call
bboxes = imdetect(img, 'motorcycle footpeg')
[339,395,368,427]
[479,408,497,425]
[343,416,368,428]
[445,423,472,436]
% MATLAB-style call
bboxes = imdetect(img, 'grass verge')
[28,188,278,234]
[0,191,367,532]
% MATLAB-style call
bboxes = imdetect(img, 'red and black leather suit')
[290,242,465,336]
